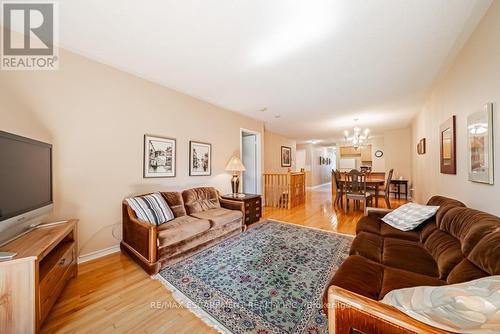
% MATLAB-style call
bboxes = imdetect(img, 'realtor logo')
[1,1,59,70]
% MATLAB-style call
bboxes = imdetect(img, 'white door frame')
[240,128,262,195]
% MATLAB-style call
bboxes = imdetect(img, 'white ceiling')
[31,1,496,139]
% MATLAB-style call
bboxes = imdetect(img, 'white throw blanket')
[382,276,500,334]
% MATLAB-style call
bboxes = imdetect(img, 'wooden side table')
[390,179,409,200]
[221,193,262,227]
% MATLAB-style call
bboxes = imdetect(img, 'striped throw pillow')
[382,203,439,231]
[126,192,174,225]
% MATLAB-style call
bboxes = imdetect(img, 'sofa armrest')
[364,206,393,219]
[219,197,245,212]
[327,286,451,334]
[122,203,158,263]
[219,198,245,226]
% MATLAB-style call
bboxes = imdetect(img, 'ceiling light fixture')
[344,120,369,149]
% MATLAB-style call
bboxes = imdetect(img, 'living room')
[1,1,499,334]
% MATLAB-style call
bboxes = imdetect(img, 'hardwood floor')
[41,184,407,334]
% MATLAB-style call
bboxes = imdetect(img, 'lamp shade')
[225,156,246,172]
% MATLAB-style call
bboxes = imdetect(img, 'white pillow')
[126,192,174,225]
[382,202,439,231]
[382,276,500,334]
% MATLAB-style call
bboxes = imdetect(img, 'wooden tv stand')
[0,219,78,334]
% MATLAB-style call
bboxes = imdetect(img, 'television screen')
[0,131,52,222]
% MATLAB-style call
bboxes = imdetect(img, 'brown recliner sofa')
[121,187,244,274]
[325,196,500,334]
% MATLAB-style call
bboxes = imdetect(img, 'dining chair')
[332,169,343,208]
[368,168,394,209]
[344,169,373,212]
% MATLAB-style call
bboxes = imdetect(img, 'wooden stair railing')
[263,172,306,209]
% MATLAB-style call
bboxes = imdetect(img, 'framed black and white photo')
[281,146,292,167]
[144,135,176,178]
[189,141,211,176]
[468,103,494,184]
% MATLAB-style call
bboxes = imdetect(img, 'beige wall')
[411,1,500,215]
[384,128,412,181]
[263,130,296,173]
[0,83,52,144]
[1,44,264,256]
[370,136,386,172]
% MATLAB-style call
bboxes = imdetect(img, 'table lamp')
[225,156,246,194]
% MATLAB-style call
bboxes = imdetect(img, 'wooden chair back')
[385,169,394,193]
[332,170,342,191]
[346,169,366,194]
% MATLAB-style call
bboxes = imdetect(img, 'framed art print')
[417,138,426,155]
[440,116,456,174]
[468,103,494,184]
[189,141,211,176]
[281,146,292,167]
[144,135,176,178]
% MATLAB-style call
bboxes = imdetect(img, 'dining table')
[337,175,386,207]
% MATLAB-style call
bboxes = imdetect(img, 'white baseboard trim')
[78,244,121,264]
[307,182,331,190]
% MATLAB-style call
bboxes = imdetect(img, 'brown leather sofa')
[325,195,500,333]
[121,187,244,274]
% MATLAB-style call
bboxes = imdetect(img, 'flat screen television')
[0,130,53,246]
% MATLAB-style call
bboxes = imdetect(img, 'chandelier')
[344,126,369,149]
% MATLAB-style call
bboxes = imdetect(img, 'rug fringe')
[151,274,234,334]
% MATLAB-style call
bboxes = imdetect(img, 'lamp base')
[230,174,239,194]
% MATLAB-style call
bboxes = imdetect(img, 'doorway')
[240,129,262,195]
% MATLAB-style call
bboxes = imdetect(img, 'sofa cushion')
[447,259,489,284]
[468,231,500,276]
[126,192,174,225]
[426,195,465,208]
[419,222,438,243]
[329,255,444,301]
[440,207,500,256]
[190,208,242,229]
[423,229,463,279]
[356,216,381,235]
[380,223,420,241]
[349,232,383,262]
[157,215,211,247]
[356,215,420,241]
[182,187,221,214]
[157,219,242,260]
[380,267,445,298]
[330,255,385,300]
[421,206,500,281]
[383,238,439,277]
[160,191,187,217]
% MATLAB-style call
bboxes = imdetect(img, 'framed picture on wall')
[144,135,176,178]
[189,141,211,176]
[281,146,292,167]
[440,116,456,174]
[417,138,426,155]
[467,103,494,184]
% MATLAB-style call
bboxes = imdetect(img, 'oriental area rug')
[154,220,352,334]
